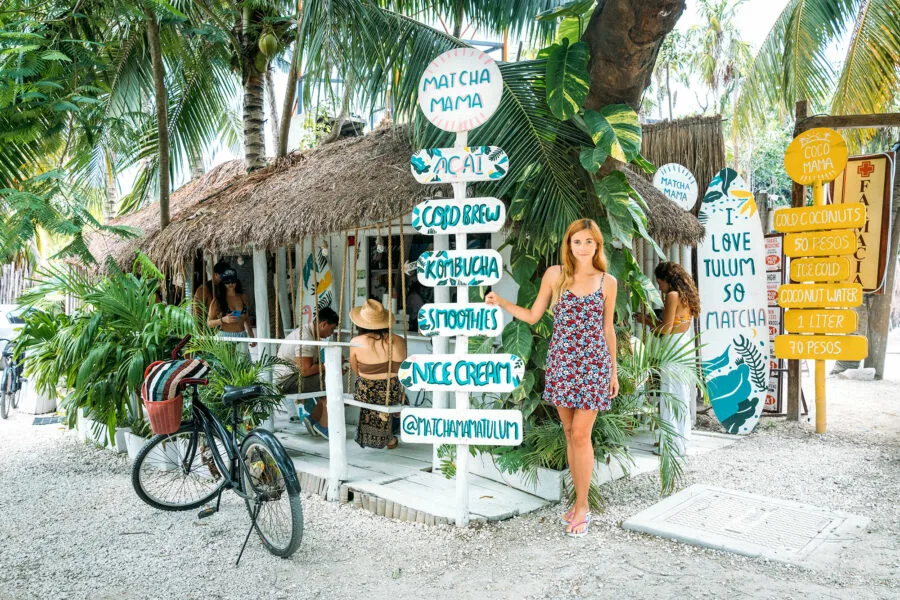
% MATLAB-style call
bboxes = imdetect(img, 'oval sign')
[418,303,504,337]
[412,197,505,236]
[410,146,508,185]
[418,48,503,132]
[697,168,769,435]
[652,163,698,211]
[416,250,502,287]
[784,127,848,185]
[397,354,524,392]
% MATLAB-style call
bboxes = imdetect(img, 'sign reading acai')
[418,48,503,132]
[398,354,524,392]
[410,146,508,184]
[417,249,502,287]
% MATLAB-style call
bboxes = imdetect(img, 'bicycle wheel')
[241,433,303,557]
[132,423,230,511]
[0,368,11,419]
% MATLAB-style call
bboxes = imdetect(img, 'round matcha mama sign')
[417,48,503,133]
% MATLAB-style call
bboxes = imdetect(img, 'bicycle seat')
[223,385,265,407]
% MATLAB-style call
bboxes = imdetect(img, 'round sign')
[652,163,698,211]
[784,127,848,185]
[417,48,503,133]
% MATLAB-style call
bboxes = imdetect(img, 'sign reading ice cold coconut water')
[417,47,503,132]
[697,168,770,435]
[418,302,504,338]
[416,249,503,287]
[410,146,509,184]
[411,197,506,235]
[652,163,699,211]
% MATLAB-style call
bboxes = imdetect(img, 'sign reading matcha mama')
[417,48,503,132]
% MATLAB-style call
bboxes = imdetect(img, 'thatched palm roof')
[89,125,705,269]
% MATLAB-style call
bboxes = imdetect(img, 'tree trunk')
[582,0,686,111]
[145,8,170,229]
[278,27,302,158]
[321,71,354,145]
[666,64,673,119]
[104,152,118,222]
[265,67,280,155]
[243,68,267,170]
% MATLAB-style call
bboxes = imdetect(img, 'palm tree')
[735,0,900,140]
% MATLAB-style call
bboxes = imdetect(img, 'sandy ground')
[0,335,897,600]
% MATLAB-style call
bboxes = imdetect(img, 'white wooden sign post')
[406,48,522,527]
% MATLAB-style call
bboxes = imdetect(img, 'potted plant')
[124,417,152,460]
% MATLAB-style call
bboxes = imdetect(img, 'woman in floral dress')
[487,219,618,537]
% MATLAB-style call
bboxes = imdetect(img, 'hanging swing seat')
[283,391,404,414]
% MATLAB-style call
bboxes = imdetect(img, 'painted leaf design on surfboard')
[708,363,752,420]
[733,335,768,391]
[702,344,731,375]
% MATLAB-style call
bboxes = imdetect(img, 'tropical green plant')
[16,254,194,444]
[735,0,900,145]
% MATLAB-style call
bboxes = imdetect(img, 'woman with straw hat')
[349,299,407,449]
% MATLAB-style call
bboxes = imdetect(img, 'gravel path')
[1,343,897,599]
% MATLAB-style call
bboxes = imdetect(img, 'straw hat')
[350,299,393,330]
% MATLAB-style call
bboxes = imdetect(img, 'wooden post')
[432,249,451,471]
[453,130,470,528]
[324,345,348,500]
[787,100,808,421]
[866,147,900,379]
[253,247,274,429]
[276,247,292,332]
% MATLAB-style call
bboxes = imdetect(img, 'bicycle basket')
[141,359,209,435]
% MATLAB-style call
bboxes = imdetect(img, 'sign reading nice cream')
[417,47,503,132]
[418,303,504,337]
[416,249,503,287]
[652,163,699,211]
[697,168,769,435]
[411,197,506,235]
[398,354,525,393]
[410,146,509,184]
[776,126,862,434]
[400,408,523,446]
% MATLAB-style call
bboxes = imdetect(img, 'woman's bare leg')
[567,408,599,534]
[556,407,575,518]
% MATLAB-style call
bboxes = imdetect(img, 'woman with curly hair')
[637,261,700,454]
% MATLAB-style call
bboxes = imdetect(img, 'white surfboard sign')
[400,408,522,446]
[652,163,699,211]
[417,48,503,133]
[417,303,504,337]
[411,197,506,236]
[697,168,769,435]
[416,249,503,287]
[410,146,509,185]
[397,354,524,392]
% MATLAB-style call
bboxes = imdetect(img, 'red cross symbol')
[857,160,876,178]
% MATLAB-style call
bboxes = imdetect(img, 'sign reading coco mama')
[418,303,504,337]
[784,127,849,185]
[411,197,506,235]
[400,408,522,446]
[398,354,524,392]
[697,168,769,435]
[416,249,503,287]
[410,146,509,185]
[652,163,699,211]
[418,48,503,133]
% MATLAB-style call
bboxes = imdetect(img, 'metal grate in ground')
[623,484,869,565]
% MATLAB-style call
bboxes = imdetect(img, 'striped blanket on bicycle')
[141,359,209,402]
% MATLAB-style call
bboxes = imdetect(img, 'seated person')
[193,260,232,319]
[206,268,256,351]
[349,300,407,450]
[277,307,339,439]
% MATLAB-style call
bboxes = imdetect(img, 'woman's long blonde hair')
[552,219,608,305]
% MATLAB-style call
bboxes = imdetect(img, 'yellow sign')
[774,334,867,361]
[783,309,858,334]
[773,202,866,233]
[777,283,863,308]
[831,153,896,292]
[783,229,858,257]
[784,127,849,185]
[790,257,852,282]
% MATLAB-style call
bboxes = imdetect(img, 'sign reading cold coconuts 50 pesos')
[697,168,770,435]
[404,48,522,454]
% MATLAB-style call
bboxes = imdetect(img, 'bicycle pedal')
[197,507,217,519]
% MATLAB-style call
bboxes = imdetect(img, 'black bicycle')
[0,338,23,419]
[131,336,303,563]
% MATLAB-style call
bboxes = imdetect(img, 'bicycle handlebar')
[171,334,191,360]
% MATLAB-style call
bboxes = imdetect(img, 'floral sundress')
[543,276,613,411]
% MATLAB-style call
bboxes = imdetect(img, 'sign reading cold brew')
[417,48,503,132]
[397,354,525,392]
[416,249,503,287]
[411,197,506,235]
[410,146,509,184]
[400,408,522,446]
[417,303,504,337]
